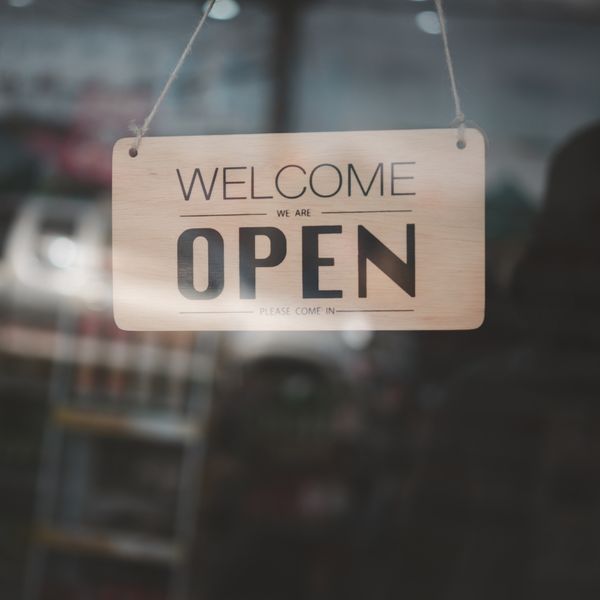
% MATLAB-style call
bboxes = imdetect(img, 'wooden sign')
[112,129,485,331]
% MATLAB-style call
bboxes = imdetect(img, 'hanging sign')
[112,128,485,331]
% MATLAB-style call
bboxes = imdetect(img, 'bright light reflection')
[416,10,442,35]
[47,236,78,270]
[342,329,374,351]
[205,0,241,21]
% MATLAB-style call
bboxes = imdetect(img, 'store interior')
[1,0,600,599]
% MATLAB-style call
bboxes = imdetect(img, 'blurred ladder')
[23,307,218,600]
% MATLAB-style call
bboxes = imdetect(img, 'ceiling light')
[8,0,34,7]
[205,0,240,21]
[416,10,442,35]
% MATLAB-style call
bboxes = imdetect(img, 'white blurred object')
[4,197,111,309]
[46,236,78,270]
[341,329,374,351]
[206,0,240,21]
[415,11,441,35]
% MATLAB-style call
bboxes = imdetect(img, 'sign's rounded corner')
[112,310,134,333]
[467,309,486,331]
[466,126,487,150]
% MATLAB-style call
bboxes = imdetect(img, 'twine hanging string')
[129,0,217,156]
[128,0,468,154]
[433,0,467,148]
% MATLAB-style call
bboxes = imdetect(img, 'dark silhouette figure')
[406,124,600,600]
[513,123,600,343]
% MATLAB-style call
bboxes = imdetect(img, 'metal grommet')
[129,147,138,158]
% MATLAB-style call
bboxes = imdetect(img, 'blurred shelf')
[53,407,202,444]
[35,526,182,565]
[0,324,213,380]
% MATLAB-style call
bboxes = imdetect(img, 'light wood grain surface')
[112,128,485,331]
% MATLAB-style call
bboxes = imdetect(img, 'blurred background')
[1,0,600,599]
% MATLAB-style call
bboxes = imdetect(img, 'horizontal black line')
[179,311,254,314]
[180,213,268,218]
[321,210,413,215]
[394,176,415,180]
[336,309,415,313]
